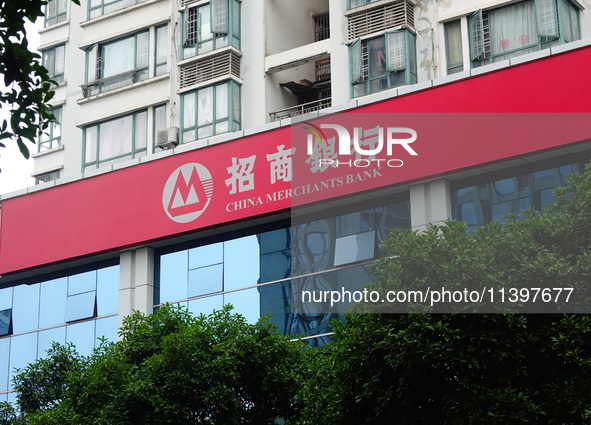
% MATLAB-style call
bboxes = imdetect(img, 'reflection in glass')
[189,242,223,270]
[67,320,95,357]
[68,270,97,295]
[65,292,96,323]
[39,277,68,328]
[0,287,12,311]
[95,316,118,347]
[188,264,223,297]
[9,333,38,388]
[224,236,260,290]
[225,287,260,324]
[97,265,119,316]
[13,284,40,334]
[0,338,9,392]
[0,310,10,336]
[188,294,223,317]
[159,251,188,303]
[334,231,376,266]
[38,326,66,359]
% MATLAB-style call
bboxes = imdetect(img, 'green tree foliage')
[6,305,305,425]
[0,0,78,159]
[298,164,591,425]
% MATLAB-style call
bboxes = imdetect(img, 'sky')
[0,19,42,195]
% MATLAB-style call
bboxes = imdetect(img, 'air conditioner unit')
[156,127,179,149]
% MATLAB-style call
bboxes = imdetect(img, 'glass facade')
[156,198,411,344]
[453,161,585,230]
[0,265,119,402]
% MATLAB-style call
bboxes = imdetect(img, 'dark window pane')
[0,309,11,337]
[259,228,290,254]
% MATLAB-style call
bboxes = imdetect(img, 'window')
[350,30,417,98]
[155,25,168,76]
[314,13,330,42]
[181,80,240,143]
[348,0,381,9]
[469,0,580,67]
[445,20,463,75]
[38,107,62,152]
[83,110,147,170]
[153,104,167,146]
[35,170,61,185]
[88,0,148,19]
[45,0,67,27]
[453,160,586,230]
[182,0,240,60]
[84,31,149,96]
[42,45,65,84]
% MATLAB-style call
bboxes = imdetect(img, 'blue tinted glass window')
[65,292,96,322]
[95,316,118,346]
[534,169,553,179]
[160,250,188,303]
[68,270,97,295]
[97,265,119,316]
[538,188,556,209]
[39,277,68,328]
[67,321,95,357]
[12,284,40,334]
[0,309,11,336]
[224,236,260,291]
[0,287,12,310]
[37,326,66,359]
[188,294,223,317]
[188,264,223,297]
[0,338,9,392]
[224,287,260,324]
[494,178,515,196]
[189,242,223,270]
[6,391,17,405]
[259,228,290,254]
[260,250,290,284]
[0,393,6,403]
[9,333,38,388]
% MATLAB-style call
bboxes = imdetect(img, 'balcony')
[270,97,332,121]
[81,68,147,97]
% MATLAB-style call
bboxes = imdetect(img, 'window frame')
[468,0,581,68]
[45,0,67,27]
[88,0,148,20]
[82,109,148,170]
[35,170,61,185]
[180,80,241,144]
[42,44,66,84]
[84,30,150,96]
[38,107,62,153]
[350,29,417,98]
[155,24,169,76]
[444,20,464,75]
[182,0,240,60]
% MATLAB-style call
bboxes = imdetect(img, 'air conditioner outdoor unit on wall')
[156,127,179,149]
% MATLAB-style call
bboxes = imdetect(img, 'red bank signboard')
[1,46,591,275]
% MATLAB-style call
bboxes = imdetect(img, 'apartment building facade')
[1,0,591,403]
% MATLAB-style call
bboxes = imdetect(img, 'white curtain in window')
[215,83,228,120]
[445,20,463,66]
[55,45,65,76]
[536,0,558,37]
[198,87,214,126]
[87,44,97,82]
[135,111,147,150]
[183,93,196,128]
[211,0,228,34]
[386,31,405,71]
[102,37,134,78]
[85,126,98,163]
[99,115,132,160]
[489,1,536,56]
[136,32,149,70]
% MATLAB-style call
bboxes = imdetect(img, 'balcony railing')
[81,68,147,97]
[270,97,332,121]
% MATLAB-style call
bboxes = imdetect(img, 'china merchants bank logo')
[162,163,213,223]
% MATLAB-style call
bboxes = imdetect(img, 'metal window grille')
[179,49,241,89]
[347,0,415,40]
[314,13,330,41]
[185,7,199,47]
